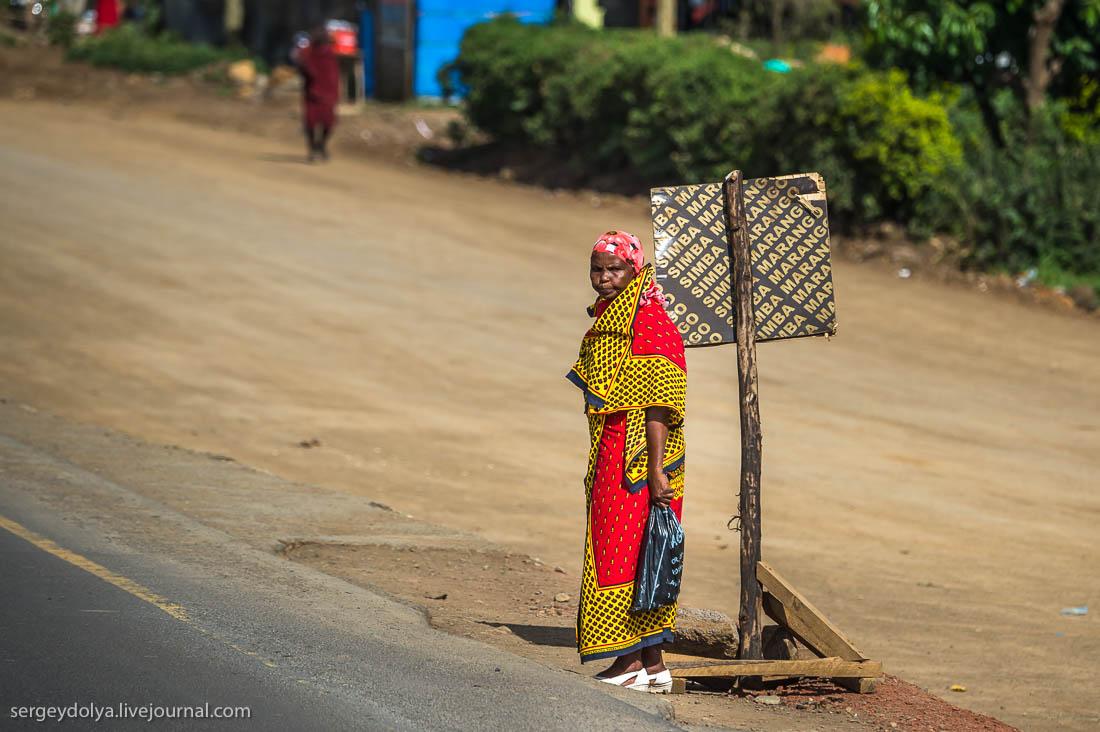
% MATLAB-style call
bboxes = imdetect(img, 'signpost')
[652,172,836,346]
[652,171,877,691]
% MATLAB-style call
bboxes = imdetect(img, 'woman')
[95,0,120,34]
[296,29,340,162]
[567,231,687,693]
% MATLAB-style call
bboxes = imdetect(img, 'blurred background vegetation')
[443,2,1099,303]
[22,0,1100,303]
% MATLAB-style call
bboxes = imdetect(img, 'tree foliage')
[864,0,1100,142]
[917,90,1100,279]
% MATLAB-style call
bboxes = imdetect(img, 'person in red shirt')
[96,0,120,34]
[295,29,341,162]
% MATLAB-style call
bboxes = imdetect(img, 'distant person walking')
[295,29,340,162]
[95,0,120,34]
[566,231,687,693]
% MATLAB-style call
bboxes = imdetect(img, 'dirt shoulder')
[1,42,1097,730]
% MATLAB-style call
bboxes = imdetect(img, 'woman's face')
[590,251,634,301]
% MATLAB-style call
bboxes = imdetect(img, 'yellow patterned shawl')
[567,265,686,494]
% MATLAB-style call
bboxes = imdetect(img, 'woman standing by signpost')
[567,231,687,692]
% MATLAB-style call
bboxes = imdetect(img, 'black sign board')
[651,173,837,347]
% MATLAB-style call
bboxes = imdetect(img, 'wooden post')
[723,171,763,660]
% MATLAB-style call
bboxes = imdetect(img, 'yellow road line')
[0,508,294,673]
[0,513,192,623]
[0,512,282,672]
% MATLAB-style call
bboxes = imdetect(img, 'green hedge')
[447,18,1100,292]
[917,91,1100,280]
[67,25,250,75]
[445,17,960,227]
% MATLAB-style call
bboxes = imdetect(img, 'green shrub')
[445,17,594,142]
[917,91,1100,282]
[47,11,78,49]
[1036,259,1100,308]
[66,25,250,74]
[541,32,690,164]
[620,40,771,181]
[1061,77,1100,144]
[834,71,960,204]
[448,18,961,228]
[450,19,1098,293]
[741,65,960,223]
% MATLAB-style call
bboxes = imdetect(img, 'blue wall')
[415,0,556,98]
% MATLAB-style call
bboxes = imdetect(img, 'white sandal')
[646,669,673,694]
[595,667,650,691]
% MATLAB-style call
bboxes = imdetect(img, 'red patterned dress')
[567,266,687,662]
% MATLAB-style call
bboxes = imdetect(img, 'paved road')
[0,419,679,731]
[1,526,356,730]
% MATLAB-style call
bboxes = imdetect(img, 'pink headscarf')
[592,230,668,308]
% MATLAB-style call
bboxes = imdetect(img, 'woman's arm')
[645,406,674,508]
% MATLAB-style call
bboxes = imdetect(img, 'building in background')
[156,0,556,101]
[159,0,361,60]
[387,0,555,99]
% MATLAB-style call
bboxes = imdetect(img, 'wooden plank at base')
[667,658,882,679]
[758,561,867,661]
[835,677,877,694]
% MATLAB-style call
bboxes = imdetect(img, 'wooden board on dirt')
[667,657,882,679]
[758,560,867,661]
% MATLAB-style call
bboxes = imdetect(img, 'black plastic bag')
[631,504,685,613]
